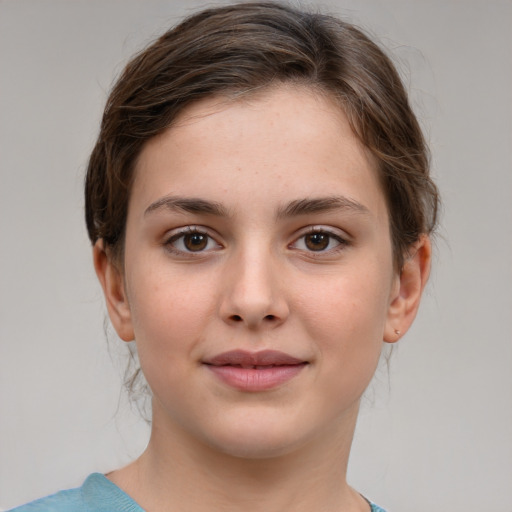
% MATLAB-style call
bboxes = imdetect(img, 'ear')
[93,239,134,342]
[384,235,432,343]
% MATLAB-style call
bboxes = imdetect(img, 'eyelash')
[163,226,349,256]
[290,227,349,254]
[164,227,221,256]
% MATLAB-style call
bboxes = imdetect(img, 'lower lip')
[206,364,307,391]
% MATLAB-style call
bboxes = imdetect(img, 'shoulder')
[6,473,144,512]
[6,486,85,512]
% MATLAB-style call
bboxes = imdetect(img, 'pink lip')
[204,350,308,392]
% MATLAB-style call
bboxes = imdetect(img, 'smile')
[203,350,308,392]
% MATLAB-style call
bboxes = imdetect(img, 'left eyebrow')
[277,196,370,218]
[144,196,230,217]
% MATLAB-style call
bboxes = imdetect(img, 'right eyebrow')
[144,196,231,217]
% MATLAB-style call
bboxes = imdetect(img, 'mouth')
[203,350,308,392]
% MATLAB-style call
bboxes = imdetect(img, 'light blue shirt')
[9,473,388,512]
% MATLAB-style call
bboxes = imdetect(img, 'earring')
[394,329,401,336]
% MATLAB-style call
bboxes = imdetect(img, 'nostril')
[229,314,276,323]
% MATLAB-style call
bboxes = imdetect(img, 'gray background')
[1,0,511,510]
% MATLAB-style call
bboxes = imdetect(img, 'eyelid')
[164,225,222,255]
[289,225,350,253]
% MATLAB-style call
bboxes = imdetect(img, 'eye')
[291,229,346,253]
[165,228,220,254]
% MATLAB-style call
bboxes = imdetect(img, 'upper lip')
[204,350,307,368]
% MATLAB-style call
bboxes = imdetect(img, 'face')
[101,86,410,459]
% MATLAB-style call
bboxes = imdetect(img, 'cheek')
[125,267,216,382]
[128,258,214,331]
[303,265,391,334]
[298,264,392,376]
[305,290,387,412]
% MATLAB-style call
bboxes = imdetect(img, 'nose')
[219,246,290,330]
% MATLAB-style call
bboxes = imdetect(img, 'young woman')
[10,2,438,511]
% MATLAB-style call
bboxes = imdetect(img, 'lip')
[203,350,308,392]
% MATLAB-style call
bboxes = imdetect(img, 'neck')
[109,402,367,512]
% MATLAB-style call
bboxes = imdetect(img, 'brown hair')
[85,1,439,270]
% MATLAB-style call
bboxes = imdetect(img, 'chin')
[197,412,312,460]
[209,433,303,460]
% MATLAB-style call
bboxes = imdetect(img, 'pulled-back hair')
[85,1,439,271]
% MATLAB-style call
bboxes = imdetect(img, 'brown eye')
[304,232,330,251]
[183,233,208,251]
[166,229,219,254]
[290,229,346,254]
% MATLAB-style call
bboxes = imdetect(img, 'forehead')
[132,86,386,220]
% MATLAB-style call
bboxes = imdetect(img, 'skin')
[94,86,431,512]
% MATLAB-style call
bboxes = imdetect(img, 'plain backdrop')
[1,0,511,510]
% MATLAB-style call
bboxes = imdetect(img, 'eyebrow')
[145,196,230,217]
[276,196,370,218]
[144,195,370,219]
